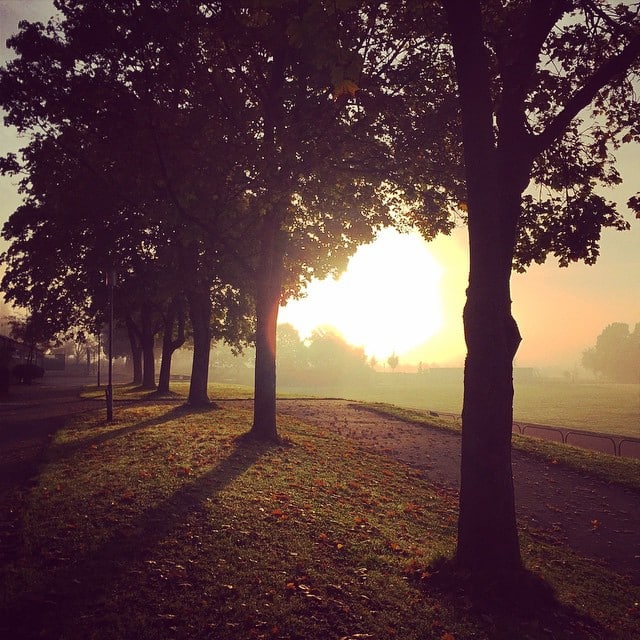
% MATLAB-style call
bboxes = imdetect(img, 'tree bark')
[457,201,522,575]
[140,304,157,390]
[187,287,212,406]
[444,0,527,577]
[125,314,143,385]
[157,296,186,394]
[250,214,285,442]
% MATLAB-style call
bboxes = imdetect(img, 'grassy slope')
[1,396,639,639]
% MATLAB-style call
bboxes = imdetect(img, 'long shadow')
[47,404,208,461]
[1,432,276,638]
[414,557,606,639]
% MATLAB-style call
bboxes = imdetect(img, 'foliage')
[583,322,640,383]
[8,314,57,360]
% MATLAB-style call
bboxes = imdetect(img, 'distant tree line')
[583,322,640,383]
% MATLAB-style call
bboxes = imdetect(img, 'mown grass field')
[276,377,640,438]
[2,392,639,639]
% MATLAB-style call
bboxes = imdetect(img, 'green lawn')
[83,376,640,437]
[277,377,640,438]
[1,399,639,639]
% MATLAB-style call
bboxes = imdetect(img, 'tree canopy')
[583,321,640,382]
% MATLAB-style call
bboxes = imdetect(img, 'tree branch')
[531,35,640,156]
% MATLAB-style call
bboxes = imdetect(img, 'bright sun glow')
[279,228,444,361]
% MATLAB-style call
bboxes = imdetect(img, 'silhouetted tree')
[276,324,309,382]
[307,328,371,385]
[0,2,256,402]
[8,313,55,364]
[440,0,639,582]
[583,322,640,382]
[387,352,400,371]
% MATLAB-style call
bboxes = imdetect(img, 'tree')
[440,0,639,583]
[583,322,640,382]
[8,313,55,364]
[204,2,459,441]
[307,327,372,385]
[276,323,309,383]
[387,352,400,371]
[0,1,257,402]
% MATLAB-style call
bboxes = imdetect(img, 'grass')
[278,377,640,438]
[80,381,255,401]
[1,398,639,639]
[82,377,640,439]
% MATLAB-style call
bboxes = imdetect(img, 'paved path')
[0,377,100,566]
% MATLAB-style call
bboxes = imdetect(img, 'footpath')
[0,376,99,565]
[275,398,640,586]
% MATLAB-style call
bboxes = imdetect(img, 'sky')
[1,1,639,371]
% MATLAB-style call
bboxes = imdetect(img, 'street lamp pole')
[97,330,101,388]
[106,269,117,422]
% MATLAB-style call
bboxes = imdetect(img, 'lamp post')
[105,269,117,422]
[97,330,101,388]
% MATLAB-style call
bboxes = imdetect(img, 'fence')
[435,410,640,459]
[512,421,640,459]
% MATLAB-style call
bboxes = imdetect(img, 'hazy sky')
[1,1,638,370]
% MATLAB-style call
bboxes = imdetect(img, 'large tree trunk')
[187,287,212,406]
[157,296,186,394]
[251,273,281,441]
[457,208,522,575]
[140,305,156,390]
[125,314,143,385]
[250,215,285,442]
[444,0,527,577]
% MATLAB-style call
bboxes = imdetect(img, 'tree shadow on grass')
[413,556,606,640]
[1,431,277,639]
[48,403,224,461]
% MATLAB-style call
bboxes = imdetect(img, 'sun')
[279,228,444,361]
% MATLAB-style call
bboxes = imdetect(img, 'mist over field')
[284,376,640,439]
